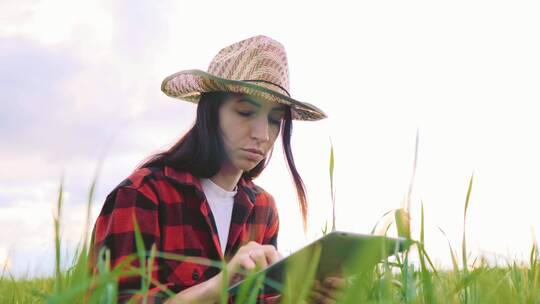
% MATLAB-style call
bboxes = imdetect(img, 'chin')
[236,161,261,173]
[239,165,257,172]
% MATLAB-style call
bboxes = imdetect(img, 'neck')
[210,166,243,192]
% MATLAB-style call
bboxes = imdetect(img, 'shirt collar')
[200,178,238,199]
[162,166,258,205]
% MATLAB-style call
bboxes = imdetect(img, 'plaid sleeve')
[92,184,167,302]
[259,193,281,302]
[262,192,279,249]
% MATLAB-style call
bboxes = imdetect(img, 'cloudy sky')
[2,0,540,277]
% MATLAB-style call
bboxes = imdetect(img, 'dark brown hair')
[139,92,308,227]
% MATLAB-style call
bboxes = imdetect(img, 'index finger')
[323,277,347,289]
[261,244,281,265]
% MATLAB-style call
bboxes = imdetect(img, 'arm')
[92,185,164,302]
[259,193,282,303]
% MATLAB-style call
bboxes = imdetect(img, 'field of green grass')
[3,217,540,304]
[3,144,540,303]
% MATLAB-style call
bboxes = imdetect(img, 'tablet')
[227,231,413,295]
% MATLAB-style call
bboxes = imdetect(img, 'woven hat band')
[242,80,290,97]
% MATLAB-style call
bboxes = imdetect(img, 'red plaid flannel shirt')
[91,166,279,303]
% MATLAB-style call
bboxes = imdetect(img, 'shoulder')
[104,166,204,208]
[242,179,278,214]
[117,166,166,190]
[102,166,171,209]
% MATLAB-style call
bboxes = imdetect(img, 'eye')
[237,111,253,117]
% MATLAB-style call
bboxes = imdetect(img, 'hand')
[307,276,347,304]
[225,241,282,285]
[165,242,281,304]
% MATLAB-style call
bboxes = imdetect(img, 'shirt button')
[192,269,200,281]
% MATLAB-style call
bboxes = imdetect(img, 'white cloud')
[0,0,114,46]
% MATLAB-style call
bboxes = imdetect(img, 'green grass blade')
[219,260,228,304]
[53,176,64,295]
[132,214,148,300]
[438,227,459,273]
[529,230,539,293]
[245,274,265,304]
[155,251,224,269]
[329,137,336,232]
[234,266,265,304]
[67,242,90,300]
[146,244,157,295]
[462,174,474,275]
[370,209,396,235]
[418,202,434,303]
[84,144,108,247]
[421,246,439,278]
[321,220,329,236]
[405,128,419,214]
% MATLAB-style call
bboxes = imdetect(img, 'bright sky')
[2,0,540,277]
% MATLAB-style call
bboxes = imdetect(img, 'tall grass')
[3,141,540,303]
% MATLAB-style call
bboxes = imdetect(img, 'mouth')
[242,148,265,157]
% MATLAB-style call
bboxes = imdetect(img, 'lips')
[242,148,264,156]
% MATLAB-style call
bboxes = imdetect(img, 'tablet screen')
[228,231,412,295]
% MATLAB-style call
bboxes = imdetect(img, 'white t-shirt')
[200,178,237,253]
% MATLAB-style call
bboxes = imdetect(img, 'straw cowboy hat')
[160,35,327,121]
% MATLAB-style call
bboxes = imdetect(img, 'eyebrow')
[238,98,287,112]
[238,98,261,108]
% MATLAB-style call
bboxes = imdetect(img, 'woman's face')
[218,93,287,174]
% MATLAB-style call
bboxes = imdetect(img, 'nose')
[251,115,270,143]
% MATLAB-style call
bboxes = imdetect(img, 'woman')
[92,35,341,303]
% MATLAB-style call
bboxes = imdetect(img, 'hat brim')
[161,69,327,121]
